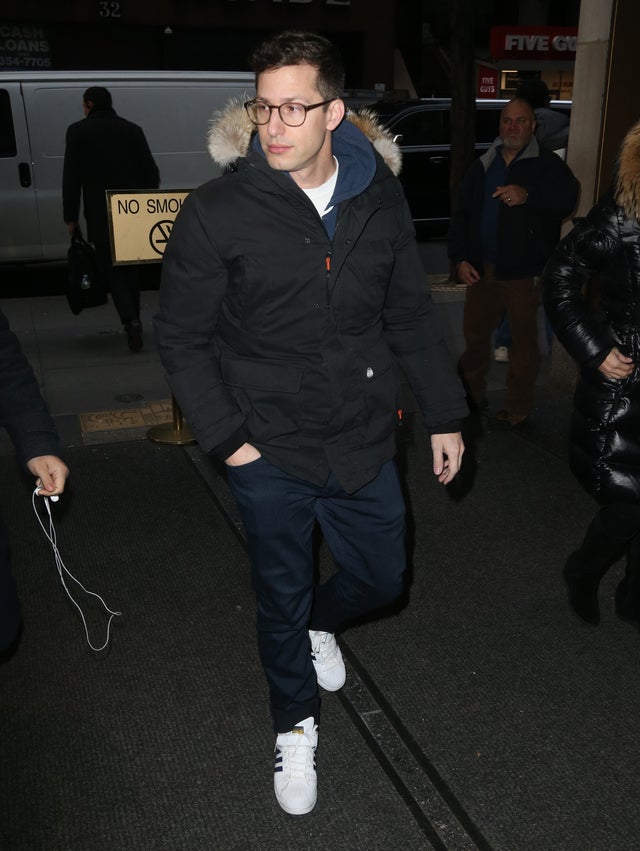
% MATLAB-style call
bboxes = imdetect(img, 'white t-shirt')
[301,157,339,217]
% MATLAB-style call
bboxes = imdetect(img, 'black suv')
[367,98,571,231]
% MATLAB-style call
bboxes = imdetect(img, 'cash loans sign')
[0,23,51,69]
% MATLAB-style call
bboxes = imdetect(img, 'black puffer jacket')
[543,121,640,504]
[155,103,467,493]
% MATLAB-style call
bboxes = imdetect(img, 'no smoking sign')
[107,190,191,264]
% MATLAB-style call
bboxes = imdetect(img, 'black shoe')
[491,409,530,431]
[563,556,600,625]
[125,319,143,352]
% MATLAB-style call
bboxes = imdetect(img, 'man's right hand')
[456,261,480,287]
[28,455,69,497]
[225,442,262,467]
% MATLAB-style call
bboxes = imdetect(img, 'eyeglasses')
[244,98,334,127]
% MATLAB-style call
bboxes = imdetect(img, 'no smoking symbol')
[149,220,174,255]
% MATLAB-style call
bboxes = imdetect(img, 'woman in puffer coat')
[542,119,640,627]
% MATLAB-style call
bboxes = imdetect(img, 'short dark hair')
[502,98,536,121]
[515,79,551,110]
[250,31,345,100]
[83,86,112,110]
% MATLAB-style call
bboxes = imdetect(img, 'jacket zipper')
[325,249,333,307]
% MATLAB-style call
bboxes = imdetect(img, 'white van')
[0,70,255,263]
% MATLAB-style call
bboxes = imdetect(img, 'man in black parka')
[63,86,159,351]
[155,30,466,816]
[0,306,68,659]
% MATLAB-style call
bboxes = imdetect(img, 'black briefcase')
[66,230,107,315]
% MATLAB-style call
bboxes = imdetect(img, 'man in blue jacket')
[155,30,466,815]
[448,98,579,428]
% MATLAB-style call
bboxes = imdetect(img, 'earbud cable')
[31,488,121,651]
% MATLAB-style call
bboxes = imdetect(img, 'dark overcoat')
[62,107,159,243]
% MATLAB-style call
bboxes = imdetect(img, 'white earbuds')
[36,488,59,502]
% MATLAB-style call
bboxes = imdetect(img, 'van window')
[0,90,17,157]
[31,87,187,159]
[392,109,449,146]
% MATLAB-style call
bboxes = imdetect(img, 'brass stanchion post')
[147,395,195,445]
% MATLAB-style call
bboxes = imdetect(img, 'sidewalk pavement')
[4,285,640,850]
[1,290,170,450]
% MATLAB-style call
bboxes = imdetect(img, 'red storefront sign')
[476,63,498,98]
[490,26,577,61]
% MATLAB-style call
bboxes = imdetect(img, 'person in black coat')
[156,30,466,816]
[62,86,160,351]
[449,98,578,428]
[543,119,640,627]
[0,306,69,658]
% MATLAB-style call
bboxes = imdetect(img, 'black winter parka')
[155,106,467,493]
[543,123,640,504]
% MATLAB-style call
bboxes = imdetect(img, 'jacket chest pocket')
[225,253,323,332]
[224,254,271,329]
[341,238,395,312]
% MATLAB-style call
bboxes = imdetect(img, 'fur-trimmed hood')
[615,119,640,220]
[206,99,402,176]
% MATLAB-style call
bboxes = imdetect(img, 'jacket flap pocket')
[357,343,393,381]
[223,357,303,393]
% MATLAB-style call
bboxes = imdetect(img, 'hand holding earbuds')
[28,456,69,504]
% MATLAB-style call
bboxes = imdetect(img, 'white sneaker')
[309,630,346,691]
[494,346,510,363]
[274,716,318,815]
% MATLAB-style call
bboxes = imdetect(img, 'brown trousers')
[459,265,540,418]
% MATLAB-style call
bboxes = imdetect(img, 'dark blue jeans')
[0,511,22,652]
[227,458,406,732]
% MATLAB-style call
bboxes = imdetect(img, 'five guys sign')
[490,26,578,61]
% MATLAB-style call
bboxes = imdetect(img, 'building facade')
[0,1,397,93]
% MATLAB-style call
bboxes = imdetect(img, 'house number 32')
[99,1,121,17]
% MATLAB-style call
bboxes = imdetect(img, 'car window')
[475,109,501,144]
[391,109,448,146]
